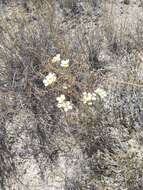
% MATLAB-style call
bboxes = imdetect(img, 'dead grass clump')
[0,0,143,189]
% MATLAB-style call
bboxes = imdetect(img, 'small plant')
[41,52,107,112]
[1,1,143,189]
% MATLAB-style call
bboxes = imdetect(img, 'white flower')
[51,54,61,63]
[60,59,70,68]
[63,84,68,89]
[56,94,73,112]
[82,92,92,103]
[43,72,57,87]
[56,94,66,104]
[81,92,96,105]
[63,101,73,112]
[95,88,107,99]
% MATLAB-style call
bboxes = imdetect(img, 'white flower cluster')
[43,54,70,87]
[42,54,108,112]
[60,59,70,68]
[51,54,70,68]
[81,88,107,105]
[81,92,96,105]
[51,54,61,63]
[43,72,57,87]
[56,94,73,112]
[95,88,107,99]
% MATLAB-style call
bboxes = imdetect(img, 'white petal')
[64,107,69,112]
[88,102,92,106]
[61,59,69,64]
[68,105,73,110]
[83,92,87,96]
[43,79,48,86]
[63,85,68,89]
[52,54,61,63]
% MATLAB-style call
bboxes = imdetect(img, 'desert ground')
[0,0,143,189]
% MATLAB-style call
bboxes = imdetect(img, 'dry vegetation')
[0,0,143,190]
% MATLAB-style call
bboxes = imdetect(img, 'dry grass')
[0,0,143,189]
